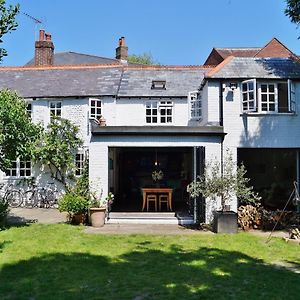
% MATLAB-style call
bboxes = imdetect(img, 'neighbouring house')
[0,31,299,223]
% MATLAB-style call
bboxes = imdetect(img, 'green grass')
[0,224,299,300]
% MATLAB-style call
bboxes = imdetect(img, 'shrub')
[58,193,89,216]
[0,198,9,228]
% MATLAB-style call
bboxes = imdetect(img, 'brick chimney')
[34,29,54,66]
[115,36,128,60]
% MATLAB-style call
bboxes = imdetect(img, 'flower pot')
[213,211,238,234]
[89,207,106,227]
[71,213,85,225]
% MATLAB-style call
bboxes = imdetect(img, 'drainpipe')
[219,80,224,176]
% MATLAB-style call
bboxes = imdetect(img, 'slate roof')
[208,57,300,79]
[0,66,123,98]
[0,66,210,98]
[118,68,208,97]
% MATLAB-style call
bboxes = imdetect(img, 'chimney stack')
[34,29,54,66]
[115,36,128,60]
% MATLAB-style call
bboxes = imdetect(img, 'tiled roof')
[118,67,208,97]
[208,57,300,79]
[25,52,141,66]
[0,66,123,98]
[215,48,260,59]
[0,65,211,98]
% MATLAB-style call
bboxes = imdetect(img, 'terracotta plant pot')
[89,207,106,227]
[71,213,85,225]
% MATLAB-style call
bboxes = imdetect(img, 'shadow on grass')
[0,246,299,300]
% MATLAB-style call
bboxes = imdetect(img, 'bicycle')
[42,182,58,208]
[0,183,23,208]
[24,185,45,208]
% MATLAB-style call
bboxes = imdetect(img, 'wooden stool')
[147,194,157,211]
[159,194,169,211]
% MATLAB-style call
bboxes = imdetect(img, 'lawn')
[0,224,299,300]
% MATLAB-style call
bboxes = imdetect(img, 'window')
[26,102,32,118]
[241,79,256,112]
[188,91,202,120]
[146,100,173,124]
[50,101,62,119]
[241,79,296,114]
[151,80,166,90]
[90,99,102,119]
[5,160,31,178]
[75,153,85,176]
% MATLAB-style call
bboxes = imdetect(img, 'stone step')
[107,212,194,225]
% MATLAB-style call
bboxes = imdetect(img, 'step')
[107,212,194,225]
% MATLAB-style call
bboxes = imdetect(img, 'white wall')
[89,135,222,222]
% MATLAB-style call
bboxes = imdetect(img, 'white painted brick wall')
[89,135,222,222]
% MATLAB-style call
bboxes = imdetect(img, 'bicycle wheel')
[5,190,23,208]
[24,190,35,208]
[44,190,57,208]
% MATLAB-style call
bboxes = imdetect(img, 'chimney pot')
[116,36,128,60]
[45,33,52,41]
[39,29,45,41]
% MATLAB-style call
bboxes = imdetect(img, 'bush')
[58,193,89,216]
[0,198,9,228]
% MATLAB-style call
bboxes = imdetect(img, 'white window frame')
[49,101,62,119]
[258,83,278,113]
[5,159,32,178]
[288,79,296,113]
[241,79,257,113]
[145,100,173,124]
[89,98,102,120]
[188,91,202,120]
[25,99,33,119]
[75,152,85,176]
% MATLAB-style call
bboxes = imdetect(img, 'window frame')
[241,79,257,113]
[258,82,278,113]
[25,99,33,119]
[4,159,32,178]
[145,100,173,124]
[188,91,202,120]
[75,152,85,176]
[49,100,62,119]
[89,98,102,120]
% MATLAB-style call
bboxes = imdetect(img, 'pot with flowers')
[89,192,114,227]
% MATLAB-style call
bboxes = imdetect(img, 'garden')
[0,224,299,300]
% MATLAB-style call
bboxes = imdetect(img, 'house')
[0,30,299,223]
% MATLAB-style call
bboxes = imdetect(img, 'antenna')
[22,12,44,40]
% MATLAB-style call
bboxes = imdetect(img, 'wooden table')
[142,188,173,211]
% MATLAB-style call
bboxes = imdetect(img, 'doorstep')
[107,212,194,225]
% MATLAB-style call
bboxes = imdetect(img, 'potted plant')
[58,192,89,225]
[89,192,114,227]
[152,170,164,187]
[187,150,260,233]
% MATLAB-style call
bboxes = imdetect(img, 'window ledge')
[240,113,297,117]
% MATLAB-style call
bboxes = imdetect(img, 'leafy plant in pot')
[187,150,260,233]
[58,192,89,225]
[89,192,114,227]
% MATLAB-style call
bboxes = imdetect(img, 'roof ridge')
[206,56,234,78]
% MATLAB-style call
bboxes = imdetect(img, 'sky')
[2,0,300,66]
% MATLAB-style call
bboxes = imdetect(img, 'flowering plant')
[90,192,114,208]
[152,170,164,182]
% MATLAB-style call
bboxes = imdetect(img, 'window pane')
[153,109,157,115]
[243,93,248,101]
[91,100,95,106]
[248,82,254,90]
[146,117,151,123]
[269,94,275,102]
[269,85,275,93]
[50,102,55,108]
[152,117,157,123]
[249,92,254,100]
[57,102,62,108]
[269,103,275,111]
[262,94,267,102]
[242,83,247,91]
[261,85,267,93]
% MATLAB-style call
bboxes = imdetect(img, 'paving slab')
[84,224,214,235]
[7,208,68,225]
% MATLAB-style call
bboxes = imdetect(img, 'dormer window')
[151,80,166,90]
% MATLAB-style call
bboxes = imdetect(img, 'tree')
[33,117,83,186]
[187,150,260,211]
[0,0,20,62]
[127,52,159,65]
[0,90,41,172]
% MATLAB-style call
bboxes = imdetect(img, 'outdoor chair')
[159,194,169,211]
[147,194,157,211]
